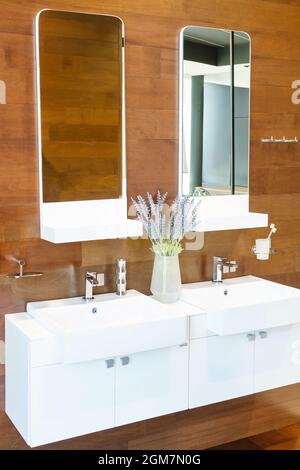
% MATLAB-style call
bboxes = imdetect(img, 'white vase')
[150,254,181,303]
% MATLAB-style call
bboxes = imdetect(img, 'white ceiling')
[184,60,250,89]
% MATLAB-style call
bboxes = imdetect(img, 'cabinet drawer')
[189,314,216,339]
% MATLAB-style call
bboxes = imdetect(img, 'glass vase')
[150,254,181,303]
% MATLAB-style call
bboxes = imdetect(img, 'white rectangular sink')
[181,276,300,336]
[27,290,187,363]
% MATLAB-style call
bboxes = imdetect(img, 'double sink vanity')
[5,275,300,447]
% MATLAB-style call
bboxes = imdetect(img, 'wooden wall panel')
[39,10,123,201]
[0,0,299,450]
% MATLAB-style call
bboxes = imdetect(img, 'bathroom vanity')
[5,291,198,447]
[5,276,300,447]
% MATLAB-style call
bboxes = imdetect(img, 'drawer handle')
[259,331,268,339]
[247,333,256,342]
[105,359,115,369]
[120,356,130,366]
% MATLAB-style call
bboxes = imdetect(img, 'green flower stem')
[151,238,183,256]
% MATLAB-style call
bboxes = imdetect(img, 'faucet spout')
[212,256,225,283]
[83,272,105,301]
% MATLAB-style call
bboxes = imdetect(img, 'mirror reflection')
[37,10,123,203]
[180,26,250,197]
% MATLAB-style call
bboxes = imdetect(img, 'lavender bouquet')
[131,191,201,256]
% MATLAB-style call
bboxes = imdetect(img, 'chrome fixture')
[6,259,43,279]
[116,258,127,296]
[120,356,130,366]
[261,136,298,143]
[105,359,115,369]
[212,256,238,283]
[193,186,211,197]
[259,331,268,339]
[83,271,104,301]
[247,333,256,342]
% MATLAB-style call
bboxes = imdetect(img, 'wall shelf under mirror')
[179,26,268,231]
[35,9,142,243]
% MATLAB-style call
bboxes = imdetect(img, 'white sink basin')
[27,290,188,363]
[181,276,300,336]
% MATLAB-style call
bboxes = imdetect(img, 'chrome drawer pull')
[120,356,130,366]
[247,333,256,342]
[105,359,115,369]
[259,331,268,339]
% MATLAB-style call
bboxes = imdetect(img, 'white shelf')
[192,195,268,232]
[196,212,268,232]
[40,199,142,243]
[41,219,142,243]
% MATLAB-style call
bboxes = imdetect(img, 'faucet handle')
[214,256,227,263]
[94,273,105,286]
[223,264,230,274]
[228,260,238,273]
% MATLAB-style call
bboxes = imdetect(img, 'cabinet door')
[254,324,300,393]
[115,345,188,427]
[29,359,115,447]
[189,334,254,408]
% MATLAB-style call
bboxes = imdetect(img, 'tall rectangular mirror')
[36,10,142,243]
[37,10,123,203]
[179,26,250,197]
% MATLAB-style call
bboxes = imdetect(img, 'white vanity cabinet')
[5,313,189,447]
[5,316,116,447]
[29,345,189,446]
[188,313,300,409]
[189,333,254,408]
[6,282,300,448]
[30,360,115,447]
[254,324,300,393]
[115,345,188,426]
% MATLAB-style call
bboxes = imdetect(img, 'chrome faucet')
[116,258,127,296]
[212,256,238,283]
[83,272,105,301]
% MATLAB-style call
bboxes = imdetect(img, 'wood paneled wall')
[39,10,123,202]
[0,0,300,449]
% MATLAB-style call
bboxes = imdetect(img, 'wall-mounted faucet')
[212,256,238,283]
[83,272,105,301]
